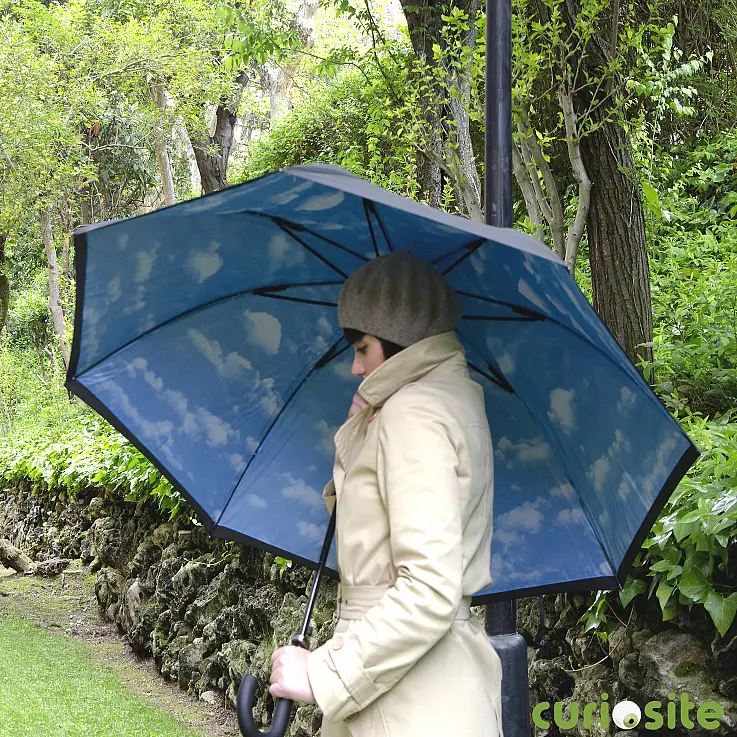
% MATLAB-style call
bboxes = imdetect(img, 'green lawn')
[0,616,205,737]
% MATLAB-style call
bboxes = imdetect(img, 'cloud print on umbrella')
[69,163,698,600]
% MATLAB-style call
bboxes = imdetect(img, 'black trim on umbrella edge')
[471,574,620,605]
[463,315,544,323]
[67,231,88,382]
[212,523,341,580]
[64,379,216,533]
[214,335,346,529]
[616,443,701,589]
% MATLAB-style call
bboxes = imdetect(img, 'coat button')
[332,636,344,650]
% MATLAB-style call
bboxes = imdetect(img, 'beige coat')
[306,331,503,737]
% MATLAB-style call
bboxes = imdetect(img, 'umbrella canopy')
[67,163,699,603]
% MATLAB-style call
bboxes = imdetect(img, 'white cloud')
[196,407,235,447]
[518,279,546,311]
[118,234,129,251]
[187,241,223,283]
[548,388,576,430]
[244,311,282,356]
[494,497,548,549]
[331,357,355,380]
[617,386,637,414]
[107,277,122,302]
[557,508,587,525]
[246,436,259,454]
[316,317,333,336]
[134,244,158,283]
[99,379,181,470]
[295,191,344,212]
[551,483,575,502]
[469,252,486,276]
[588,457,611,492]
[269,180,313,206]
[495,436,551,468]
[316,419,339,455]
[280,473,323,508]
[618,476,633,501]
[268,232,305,270]
[599,561,613,575]
[229,453,246,473]
[188,329,253,376]
[247,494,267,509]
[640,436,679,496]
[163,389,188,415]
[298,520,328,541]
[498,354,515,375]
[588,429,632,493]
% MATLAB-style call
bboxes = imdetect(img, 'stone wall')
[1,481,736,736]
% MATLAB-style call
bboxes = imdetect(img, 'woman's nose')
[351,356,363,377]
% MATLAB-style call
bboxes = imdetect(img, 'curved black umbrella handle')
[237,673,294,737]
[238,635,313,737]
[238,507,336,737]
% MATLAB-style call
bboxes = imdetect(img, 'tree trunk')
[563,0,653,369]
[0,539,35,573]
[269,0,319,122]
[0,233,8,334]
[192,71,250,195]
[399,0,447,208]
[148,83,176,206]
[579,120,653,368]
[38,209,70,370]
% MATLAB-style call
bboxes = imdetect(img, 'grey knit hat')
[338,252,462,347]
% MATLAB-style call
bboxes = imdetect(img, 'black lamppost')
[484,1,532,736]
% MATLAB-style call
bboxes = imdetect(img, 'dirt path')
[0,561,240,737]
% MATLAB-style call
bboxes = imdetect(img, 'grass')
[0,616,206,737]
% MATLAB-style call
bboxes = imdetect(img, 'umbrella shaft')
[299,506,337,640]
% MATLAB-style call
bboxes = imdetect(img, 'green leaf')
[620,577,648,608]
[704,592,737,637]
[656,578,675,611]
[678,565,712,603]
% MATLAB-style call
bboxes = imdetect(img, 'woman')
[269,252,503,736]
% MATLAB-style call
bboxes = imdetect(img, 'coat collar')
[356,331,467,408]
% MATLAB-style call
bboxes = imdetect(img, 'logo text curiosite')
[532,692,725,731]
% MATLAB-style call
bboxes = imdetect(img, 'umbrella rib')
[441,239,486,275]
[467,361,515,394]
[253,292,338,307]
[456,290,546,319]
[274,221,349,278]
[229,210,371,264]
[363,200,380,257]
[364,199,394,252]
[214,336,347,529]
[76,281,344,378]
[431,237,487,266]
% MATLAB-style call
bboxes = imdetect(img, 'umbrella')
[67,163,698,733]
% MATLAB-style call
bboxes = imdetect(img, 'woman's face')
[351,334,386,378]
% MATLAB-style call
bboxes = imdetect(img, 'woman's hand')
[348,392,369,419]
[269,646,315,704]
